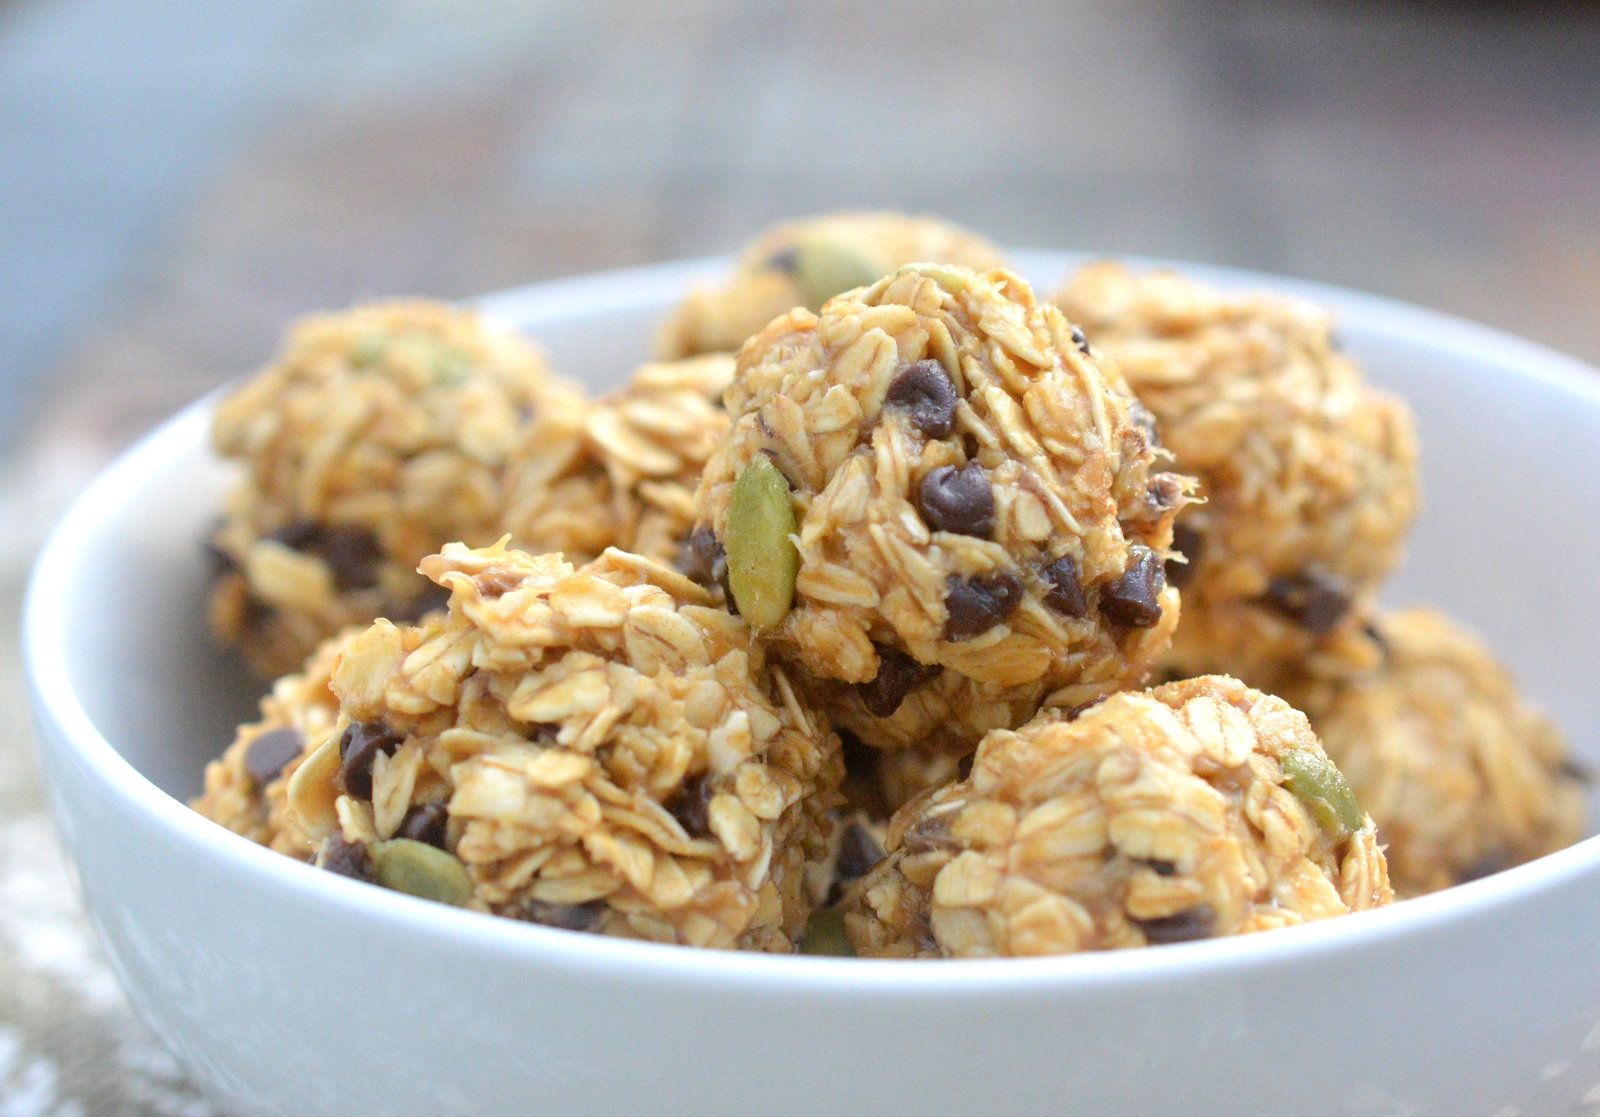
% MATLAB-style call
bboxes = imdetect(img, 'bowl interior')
[47,251,1600,828]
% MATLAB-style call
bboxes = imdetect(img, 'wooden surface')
[1,0,1598,1111]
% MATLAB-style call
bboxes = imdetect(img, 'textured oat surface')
[208,301,569,677]
[280,542,842,951]
[1287,608,1585,897]
[656,212,1009,359]
[1053,262,1419,686]
[502,353,732,569]
[693,264,1192,759]
[845,675,1391,958]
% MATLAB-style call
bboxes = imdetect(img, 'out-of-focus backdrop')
[1,1,1597,1111]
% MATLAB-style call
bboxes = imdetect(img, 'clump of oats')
[192,626,358,858]
[502,354,733,569]
[1283,608,1586,897]
[656,212,1008,359]
[1053,262,1419,684]
[692,264,1192,760]
[844,675,1392,959]
[284,541,842,951]
[209,301,575,677]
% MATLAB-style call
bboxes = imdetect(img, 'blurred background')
[0,0,1597,1111]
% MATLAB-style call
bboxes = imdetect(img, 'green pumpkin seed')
[1280,748,1364,838]
[789,237,887,312]
[725,454,799,632]
[371,838,474,906]
[799,908,854,956]
[351,332,388,368]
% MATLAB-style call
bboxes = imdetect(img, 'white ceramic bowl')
[26,252,1600,1117]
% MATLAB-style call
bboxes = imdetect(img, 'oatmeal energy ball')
[1053,262,1419,684]
[502,354,733,569]
[283,542,842,951]
[845,675,1392,959]
[192,627,357,858]
[691,264,1193,757]
[209,300,575,678]
[656,212,1008,359]
[1286,608,1586,897]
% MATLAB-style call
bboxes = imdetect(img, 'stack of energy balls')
[194,213,1585,958]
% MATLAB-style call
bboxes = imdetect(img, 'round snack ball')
[1052,262,1419,683]
[192,627,358,858]
[209,300,575,678]
[502,354,733,569]
[691,264,1193,758]
[655,212,1008,359]
[285,541,843,951]
[843,676,1392,959]
[1285,608,1586,897]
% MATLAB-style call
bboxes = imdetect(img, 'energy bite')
[209,301,573,678]
[503,354,733,568]
[1052,262,1419,683]
[656,212,1008,359]
[285,542,843,951]
[1285,608,1586,897]
[691,264,1192,757]
[192,627,358,858]
[844,676,1392,959]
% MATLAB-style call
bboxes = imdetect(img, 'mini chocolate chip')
[858,646,939,718]
[901,815,958,855]
[1135,904,1215,944]
[1041,556,1088,618]
[1166,522,1204,589]
[835,822,886,883]
[680,524,736,612]
[268,519,321,551]
[666,774,715,838]
[509,898,606,932]
[956,752,975,781]
[338,721,403,801]
[1101,547,1165,628]
[885,359,959,438]
[838,729,878,780]
[396,803,450,849]
[916,463,994,538]
[679,524,724,586]
[244,727,304,787]
[1263,567,1351,635]
[944,572,1023,638]
[1141,859,1178,877]
[320,834,376,882]
[317,525,383,591]
[1070,324,1091,355]
[767,246,799,274]
[1457,850,1513,884]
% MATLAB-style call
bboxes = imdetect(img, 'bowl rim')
[25,250,1600,994]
